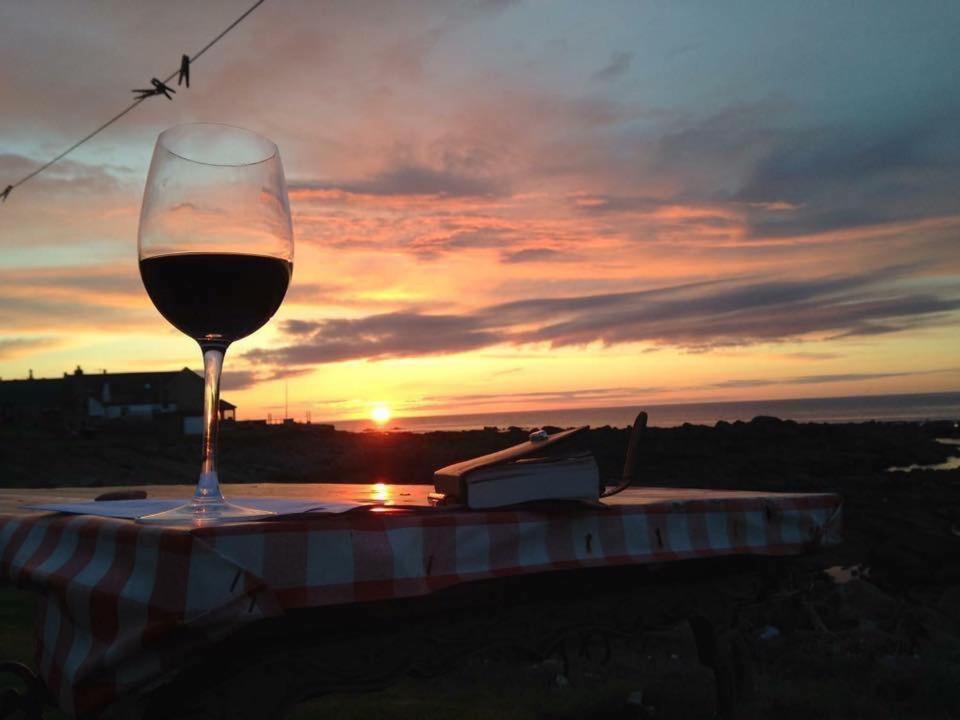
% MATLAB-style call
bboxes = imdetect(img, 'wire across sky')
[2,0,267,202]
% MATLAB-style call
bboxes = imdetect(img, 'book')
[432,427,601,509]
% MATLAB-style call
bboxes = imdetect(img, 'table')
[0,484,842,718]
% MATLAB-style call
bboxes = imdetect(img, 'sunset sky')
[1,0,958,423]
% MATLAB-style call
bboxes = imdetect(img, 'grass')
[0,588,71,720]
[285,656,719,719]
[288,681,640,720]
[0,586,36,665]
[752,632,960,720]
[0,585,665,719]
[3,583,960,719]
[0,585,39,704]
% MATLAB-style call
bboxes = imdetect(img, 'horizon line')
[265,388,960,426]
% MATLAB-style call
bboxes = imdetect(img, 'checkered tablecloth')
[0,485,841,717]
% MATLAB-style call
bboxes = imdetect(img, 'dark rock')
[874,657,922,703]
[937,585,960,634]
[642,667,716,720]
[838,580,898,622]
[749,415,785,426]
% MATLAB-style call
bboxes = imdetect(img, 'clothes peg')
[133,78,176,101]
[178,55,190,88]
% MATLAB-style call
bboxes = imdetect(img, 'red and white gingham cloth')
[0,486,841,717]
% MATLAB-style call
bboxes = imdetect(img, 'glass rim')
[157,122,279,168]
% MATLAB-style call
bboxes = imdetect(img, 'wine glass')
[137,123,293,524]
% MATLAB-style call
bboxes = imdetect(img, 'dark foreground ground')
[2,417,959,718]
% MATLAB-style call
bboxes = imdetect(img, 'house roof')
[0,368,237,411]
[0,378,68,408]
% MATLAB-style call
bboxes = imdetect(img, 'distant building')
[0,366,235,434]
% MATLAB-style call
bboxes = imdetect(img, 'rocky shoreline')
[11,414,958,485]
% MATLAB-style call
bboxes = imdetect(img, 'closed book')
[433,427,600,508]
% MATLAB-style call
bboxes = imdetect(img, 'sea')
[335,391,960,433]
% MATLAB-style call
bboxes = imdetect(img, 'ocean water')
[336,391,960,433]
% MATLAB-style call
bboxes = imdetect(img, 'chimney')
[28,369,34,380]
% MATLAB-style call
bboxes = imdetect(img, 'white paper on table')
[23,498,373,520]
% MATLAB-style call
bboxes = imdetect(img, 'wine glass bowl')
[139,124,293,265]
[137,123,293,524]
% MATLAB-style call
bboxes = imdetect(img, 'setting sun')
[371,404,392,425]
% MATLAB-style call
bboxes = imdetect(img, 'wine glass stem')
[196,344,228,504]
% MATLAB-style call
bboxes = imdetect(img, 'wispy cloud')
[408,367,960,413]
[245,265,960,366]
[592,51,633,82]
[707,370,955,389]
[501,248,579,263]
[0,337,61,361]
[0,265,141,299]
[0,265,150,331]
[734,118,960,238]
[245,312,501,364]
[285,282,350,304]
[422,385,664,407]
[781,351,842,361]
[220,367,314,392]
[0,154,131,197]
[290,162,506,199]
[0,293,152,331]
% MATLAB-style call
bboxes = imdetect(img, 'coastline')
[2,415,957,489]
[333,390,960,433]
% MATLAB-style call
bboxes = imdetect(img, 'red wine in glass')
[140,253,291,343]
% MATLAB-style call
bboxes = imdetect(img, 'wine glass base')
[137,500,275,526]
